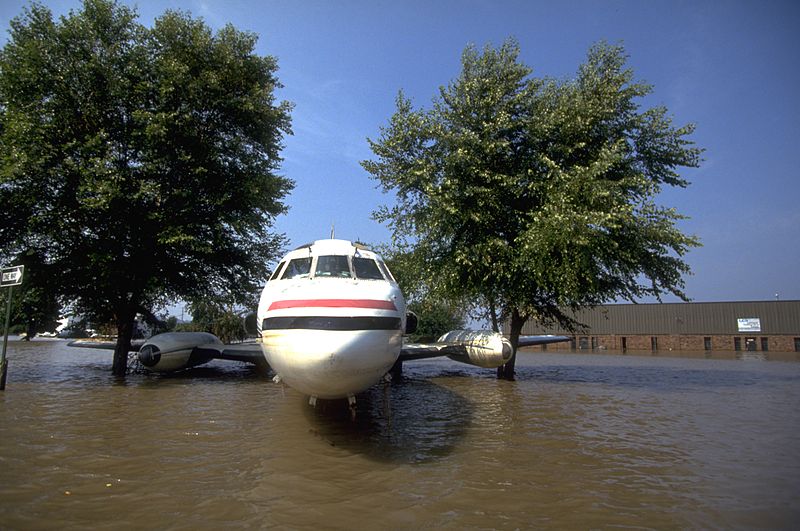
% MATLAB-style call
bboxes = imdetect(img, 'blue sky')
[2,0,798,303]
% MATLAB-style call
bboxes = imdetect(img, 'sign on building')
[737,318,761,333]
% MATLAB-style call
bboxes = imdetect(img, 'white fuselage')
[256,240,405,399]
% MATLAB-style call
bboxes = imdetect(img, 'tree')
[0,0,293,374]
[362,39,701,378]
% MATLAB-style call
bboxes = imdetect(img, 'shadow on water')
[151,362,270,380]
[123,362,272,392]
[301,376,473,465]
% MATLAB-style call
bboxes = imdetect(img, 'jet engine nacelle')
[137,332,222,372]
[438,330,514,368]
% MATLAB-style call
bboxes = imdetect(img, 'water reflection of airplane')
[73,239,569,408]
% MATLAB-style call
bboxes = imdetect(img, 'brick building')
[515,300,800,353]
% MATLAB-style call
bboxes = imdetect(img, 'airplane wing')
[399,332,571,367]
[68,339,147,350]
[517,335,573,348]
[192,342,265,364]
[69,333,268,372]
[69,330,568,373]
[399,341,461,361]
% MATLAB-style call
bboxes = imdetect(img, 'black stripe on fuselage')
[262,316,401,331]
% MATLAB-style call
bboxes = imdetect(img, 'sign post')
[1,265,24,390]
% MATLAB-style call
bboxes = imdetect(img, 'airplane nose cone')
[263,329,402,399]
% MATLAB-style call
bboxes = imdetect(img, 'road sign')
[2,265,24,390]
[1,265,24,287]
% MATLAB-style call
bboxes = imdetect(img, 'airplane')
[72,239,569,408]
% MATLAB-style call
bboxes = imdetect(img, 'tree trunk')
[496,307,526,380]
[112,316,135,376]
[488,298,500,333]
[25,321,36,341]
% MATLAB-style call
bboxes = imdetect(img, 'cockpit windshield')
[275,250,394,282]
[281,257,312,279]
[315,255,352,278]
[353,257,384,280]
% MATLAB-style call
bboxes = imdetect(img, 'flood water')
[1,339,799,529]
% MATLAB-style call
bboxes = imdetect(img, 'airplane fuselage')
[256,240,405,399]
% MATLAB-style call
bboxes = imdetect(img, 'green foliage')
[0,1,292,370]
[407,299,465,342]
[363,39,702,373]
[182,299,247,343]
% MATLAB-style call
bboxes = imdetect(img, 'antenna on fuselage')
[330,223,335,239]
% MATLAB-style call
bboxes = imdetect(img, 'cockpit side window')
[269,261,286,281]
[377,260,396,283]
[353,257,384,280]
[281,257,312,279]
[315,255,352,278]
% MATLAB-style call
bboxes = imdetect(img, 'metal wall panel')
[519,301,800,336]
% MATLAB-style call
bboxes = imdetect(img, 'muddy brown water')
[1,339,798,529]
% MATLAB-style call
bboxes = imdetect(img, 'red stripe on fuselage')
[268,299,397,311]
